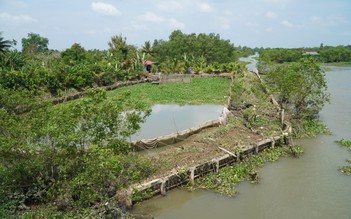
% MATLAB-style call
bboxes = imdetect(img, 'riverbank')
[322,61,351,67]
[126,70,294,206]
[131,65,351,219]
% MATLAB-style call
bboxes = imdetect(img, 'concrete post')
[271,137,275,149]
[190,167,195,186]
[212,159,219,173]
[160,179,166,195]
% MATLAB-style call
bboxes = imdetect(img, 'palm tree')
[0,32,13,53]
[141,41,154,57]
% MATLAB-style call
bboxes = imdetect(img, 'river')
[132,65,351,219]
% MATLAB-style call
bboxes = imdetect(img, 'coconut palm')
[0,32,13,53]
[141,41,154,57]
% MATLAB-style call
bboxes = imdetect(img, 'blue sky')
[1,0,350,50]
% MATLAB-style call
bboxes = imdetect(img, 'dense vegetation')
[0,87,154,218]
[263,57,330,116]
[0,30,341,218]
[0,78,231,217]
[259,45,351,64]
[108,77,231,105]
[0,31,253,97]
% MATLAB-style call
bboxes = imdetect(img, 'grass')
[106,77,231,105]
[322,62,351,67]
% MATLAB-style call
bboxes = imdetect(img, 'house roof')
[145,60,154,65]
[303,51,319,55]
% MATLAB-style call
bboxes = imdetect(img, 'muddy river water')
[132,66,351,219]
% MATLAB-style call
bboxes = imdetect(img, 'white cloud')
[265,11,278,19]
[131,23,148,31]
[10,0,28,9]
[91,2,120,16]
[198,3,213,13]
[169,18,185,29]
[281,20,293,28]
[157,0,184,12]
[224,10,232,16]
[311,15,348,27]
[218,17,231,30]
[139,12,164,23]
[245,21,258,27]
[265,27,274,32]
[0,12,37,23]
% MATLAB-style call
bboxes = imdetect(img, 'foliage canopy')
[264,57,330,116]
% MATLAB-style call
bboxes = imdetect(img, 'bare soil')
[139,118,272,181]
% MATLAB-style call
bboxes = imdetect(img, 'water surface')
[132,104,223,141]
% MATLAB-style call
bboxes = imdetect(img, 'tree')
[0,32,13,53]
[21,32,49,54]
[0,87,152,212]
[264,57,330,116]
[108,34,128,61]
[61,43,86,64]
[153,30,237,64]
[141,41,154,57]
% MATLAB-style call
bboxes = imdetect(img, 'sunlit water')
[131,104,223,141]
[239,53,258,72]
[131,67,351,219]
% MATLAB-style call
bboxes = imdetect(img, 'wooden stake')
[218,146,237,157]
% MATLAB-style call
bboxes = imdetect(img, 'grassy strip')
[107,77,231,105]
[335,139,351,175]
[293,118,331,138]
[190,145,303,196]
[322,62,351,67]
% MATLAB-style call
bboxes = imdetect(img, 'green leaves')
[0,32,14,53]
[153,30,238,65]
[0,87,153,213]
[193,146,295,197]
[21,33,49,54]
[335,139,351,176]
[264,57,330,116]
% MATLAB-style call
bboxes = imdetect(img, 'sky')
[1,0,350,51]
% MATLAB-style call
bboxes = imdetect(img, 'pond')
[131,104,223,141]
[131,66,351,218]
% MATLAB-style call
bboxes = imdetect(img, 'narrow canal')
[132,65,351,219]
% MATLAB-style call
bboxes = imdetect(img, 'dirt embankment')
[135,71,284,184]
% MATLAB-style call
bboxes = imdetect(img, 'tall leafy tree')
[108,34,128,61]
[264,57,330,116]
[153,30,237,64]
[21,32,49,54]
[61,43,86,64]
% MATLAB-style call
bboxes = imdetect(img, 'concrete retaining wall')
[132,119,221,150]
[132,107,232,151]
[127,131,289,206]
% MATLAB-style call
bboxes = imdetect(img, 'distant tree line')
[0,31,253,96]
[259,45,351,63]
